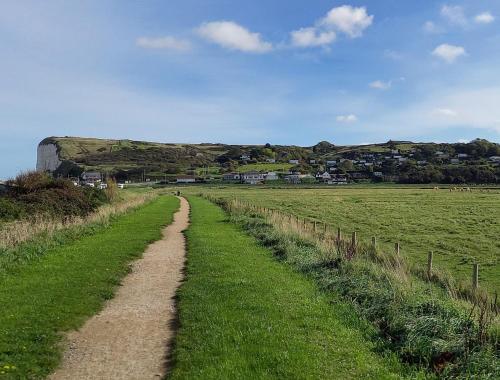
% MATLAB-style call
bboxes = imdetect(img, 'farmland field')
[193,186,500,293]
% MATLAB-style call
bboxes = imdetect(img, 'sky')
[1,0,500,178]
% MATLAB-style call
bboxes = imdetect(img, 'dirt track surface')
[50,196,189,380]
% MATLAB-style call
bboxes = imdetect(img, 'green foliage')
[1,171,107,221]
[0,196,179,378]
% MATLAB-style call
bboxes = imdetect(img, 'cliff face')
[36,142,61,172]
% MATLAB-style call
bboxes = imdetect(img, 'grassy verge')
[0,196,179,379]
[169,197,417,379]
[209,197,499,379]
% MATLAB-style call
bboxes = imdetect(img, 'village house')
[457,153,468,159]
[242,171,265,184]
[289,159,299,165]
[373,171,383,177]
[266,158,276,163]
[309,159,316,164]
[326,160,337,166]
[417,160,427,165]
[176,175,196,184]
[327,174,348,185]
[265,172,279,181]
[489,156,500,163]
[315,171,331,182]
[222,172,241,181]
[451,158,460,164]
[240,154,251,161]
[81,171,102,184]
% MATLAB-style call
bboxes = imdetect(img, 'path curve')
[50,196,189,380]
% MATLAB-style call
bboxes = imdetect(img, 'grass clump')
[0,196,179,379]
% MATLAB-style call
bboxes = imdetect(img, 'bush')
[0,198,24,220]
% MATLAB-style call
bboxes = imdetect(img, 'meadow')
[192,186,500,293]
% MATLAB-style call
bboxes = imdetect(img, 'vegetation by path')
[169,197,411,379]
[193,187,500,293]
[0,196,179,379]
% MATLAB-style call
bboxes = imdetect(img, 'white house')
[82,171,102,184]
[327,174,348,185]
[451,158,460,164]
[458,153,468,159]
[240,154,251,161]
[326,160,337,166]
[266,158,276,163]
[265,172,279,181]
[284,174,301,184]
[373,172,383,177]
[289,159,299,165]
[316,171,331,182]
[242,171,265,184]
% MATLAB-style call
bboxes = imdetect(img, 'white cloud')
[432,44,466,63]
[369,80,391,90]
[383,50,403,60]
[441,5,467,26]
[136,36,191,51]
[321,5,374,38]
[197,21,272,53]
[336,114,358,123]
[290,27,336,47]
[433,108,458,117]
[474,12,495,24]
[423,21,442,34]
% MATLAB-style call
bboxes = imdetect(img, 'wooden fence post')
[337,227,342,241]
[323,223,327,235]
[371,236,377,249]
[395,242,400,255]
[472,264,479,290]
[351,231,357,247]
[427,251,433,279]
[313,221,317,233]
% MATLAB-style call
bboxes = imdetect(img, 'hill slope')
[37,136,500,183]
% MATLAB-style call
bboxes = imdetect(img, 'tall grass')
[203,194,499,378]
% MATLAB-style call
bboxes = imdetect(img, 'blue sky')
[1,0,500,178]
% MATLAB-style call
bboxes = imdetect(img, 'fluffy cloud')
[369,80,391,90]
[336,114,358,123]
[432,44,466,63]
[321,5,374,38]
[474,12,495,24]
[441,5,467,26]
[290,27,336,47]
[136,36,191,51]
[197,21,272,53]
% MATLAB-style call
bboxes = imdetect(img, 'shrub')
[0,198,24,220]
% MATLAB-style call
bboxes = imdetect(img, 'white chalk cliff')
[37,143,62,172]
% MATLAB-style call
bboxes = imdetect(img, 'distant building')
[264,172,278,181]
[222,173,241,181]
[81,171,102,184]
[451,158,460,164]
[309,159,316,164]
[417,160,427,165]
[240,154,251,161]
[373,171,383,177]
[176,176,196,183]
[289,159,299,165]
[266,158,276,163]
[315,171,331,182]
[284,173,301,184]
[241,171,265,184]
[327,174,348,185]
[457,153,468,159]
[326,160,337,166]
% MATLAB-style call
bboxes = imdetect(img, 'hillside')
[37,136,500,183]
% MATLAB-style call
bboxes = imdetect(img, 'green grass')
[193,187,500,293]
[236,163,294,173]
[169,197,411,379]
[0,196,179,379]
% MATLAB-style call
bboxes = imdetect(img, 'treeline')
[398,164,499,184]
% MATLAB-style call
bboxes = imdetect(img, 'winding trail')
[50,196,190,380]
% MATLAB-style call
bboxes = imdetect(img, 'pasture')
[194,186,500,293]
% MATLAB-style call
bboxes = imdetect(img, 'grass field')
[0,196,178,378]
[236,163,294,172]
[169,197,416,379]
[193,187,500,293]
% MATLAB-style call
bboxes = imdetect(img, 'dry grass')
[0,191,157,249]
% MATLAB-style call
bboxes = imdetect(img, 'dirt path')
[50,196,189,380]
